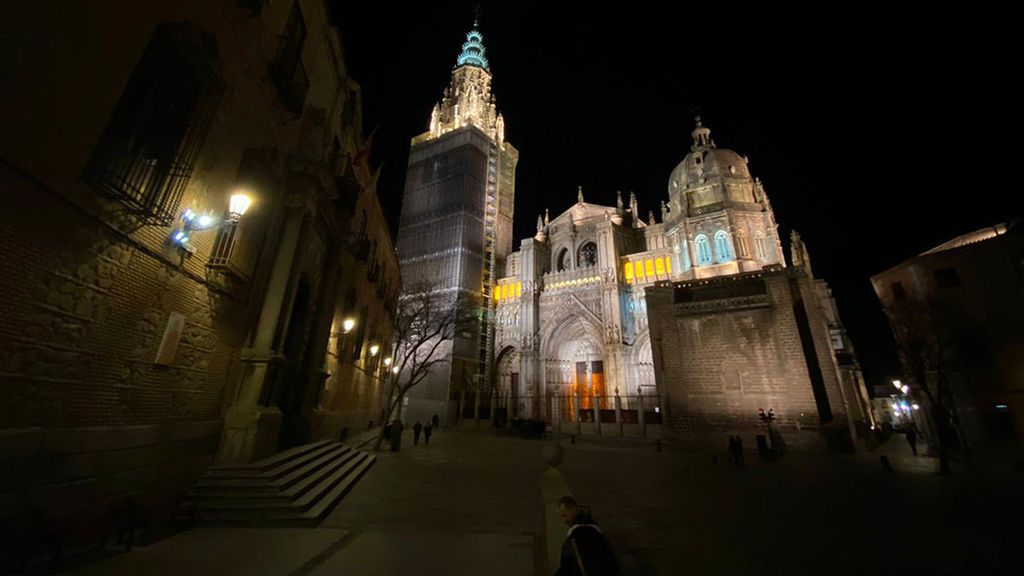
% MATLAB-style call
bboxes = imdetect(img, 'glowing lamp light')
[892,379,902,390]
[342,318,355,334]
[196,214,216,229]
[369,344,380,357]
[912,404,920,410]
[229,191,253,220]
[383,357,393,367]
[392,366,399,374]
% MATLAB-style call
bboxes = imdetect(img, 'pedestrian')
[555,496,620,576]
[735,436,745,465]
[383,422,392,442]
[432,413,439,429]
[905,426,918,456]
[389,419,403,452]
[727,435,737,465]
[413,421,422,446]
[424,423,432,445]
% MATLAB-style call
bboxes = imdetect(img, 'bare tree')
[884,298,961,474]
[373,283,477,451]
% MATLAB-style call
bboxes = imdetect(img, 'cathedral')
[494,121,872,448]
[398,19,873,447]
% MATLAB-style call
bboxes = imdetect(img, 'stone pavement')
[65,428,1022,576]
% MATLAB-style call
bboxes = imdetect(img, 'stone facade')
[0,0,397,550]
[494,121,871,448]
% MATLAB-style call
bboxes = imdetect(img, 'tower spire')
[456,15,489,69]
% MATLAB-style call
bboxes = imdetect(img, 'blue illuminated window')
[714,230,734,263]
[695,235,713,266]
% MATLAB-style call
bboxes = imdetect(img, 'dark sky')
[333,2,1022,389]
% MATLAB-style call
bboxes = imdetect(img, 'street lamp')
[342,318,355,334]
[171,190,254,252]
[369,344,380,357]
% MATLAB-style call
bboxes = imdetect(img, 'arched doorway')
[541,310,606,424]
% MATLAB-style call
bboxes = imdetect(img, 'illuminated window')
[624,261,633,283]
[645,259,655,278]
[695,235,713,265]
[714,230,734,263]
[635,260,645,281]
[516,282,522,298]
[655,257,666,277]
[665,256,672,275]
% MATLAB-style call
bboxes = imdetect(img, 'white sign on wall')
[154,311,186,366]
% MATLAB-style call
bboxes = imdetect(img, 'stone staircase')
[182,439,376,525]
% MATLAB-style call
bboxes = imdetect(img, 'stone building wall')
[647,268,850,449]
[0,0,396,550]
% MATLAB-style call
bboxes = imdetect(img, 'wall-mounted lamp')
[369,344,380,357]
[383,357,393,367]
[392,366,399,374]
[342,318,356,334]
[171,190,254,252]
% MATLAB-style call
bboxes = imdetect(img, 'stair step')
[195,453,376,520]
[203,441,344,480]
[190,451,366,509]
[190,444,349,493]
[210,439,334,472]
[200,455,376,524]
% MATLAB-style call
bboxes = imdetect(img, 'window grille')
[84,23,223,225]
[270,2,309,113]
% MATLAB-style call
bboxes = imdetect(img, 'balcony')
[542,264,602,293]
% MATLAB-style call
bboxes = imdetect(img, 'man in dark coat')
[432,413,440,429]
[423,423,432,445]
[555,496,619,576]
[389,419,403,452]
[413,421,422,446]
[906,425,918,456]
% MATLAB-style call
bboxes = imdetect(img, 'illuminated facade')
[396,19,518,424]
[495,121,872,450]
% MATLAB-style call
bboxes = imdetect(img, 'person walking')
[555,496,620,576]
[413,421,422,446]
[727,436,738,466]
[432,413,439,429]
[906,425,918,456]
[423,423,433,445]
[735,436,745,465]
[389,419,403,452]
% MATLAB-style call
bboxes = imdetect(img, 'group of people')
[383,413,440,451]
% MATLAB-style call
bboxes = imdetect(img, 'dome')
[667,119,755,209]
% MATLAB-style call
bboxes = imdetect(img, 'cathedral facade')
[494,121,871,447]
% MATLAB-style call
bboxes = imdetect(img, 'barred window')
[271,1,309,113]
[85,23,222,225]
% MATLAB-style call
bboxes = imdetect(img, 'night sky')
[333,2,1022,389]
